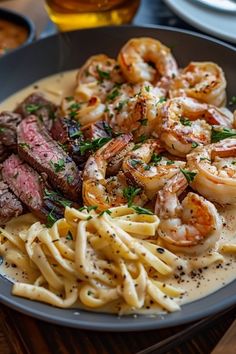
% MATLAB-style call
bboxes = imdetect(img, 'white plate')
[164,0,236,43]
[194,0,236,12]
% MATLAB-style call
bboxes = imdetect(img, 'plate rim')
[164,0,236,44]
[0,24,236,331]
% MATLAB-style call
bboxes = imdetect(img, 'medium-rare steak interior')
[17,115,82,201]
[1,154,74,225]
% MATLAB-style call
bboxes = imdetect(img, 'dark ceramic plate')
[0,26,236,331]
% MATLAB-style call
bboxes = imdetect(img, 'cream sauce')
[1,70,236,311]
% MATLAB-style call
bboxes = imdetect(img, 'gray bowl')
[0,25,236,331]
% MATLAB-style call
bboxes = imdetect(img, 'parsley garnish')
[157,97,166,104]
[191,142,199,148]
[229,96,236,106]
[166,160,175,165]
[44,189,72,208]
[68,102,81,118]
[137,134,148,143]
[0,127,5,133]
[151,153,162,164]
[98,209,112,217]
[79,205,98,212]
[106,88,120,101]
[180,117,191,126]
[131,206,153,215]
[69,130,82,139]
[211,127,236,143]
[66,231,73,240]
[19,142,30,149]
[65,96,74,102]
[132,143,142,151]
[139,119,148,126]
[50,159,65,173]
[130,159,140,168]
[180,168,197,183]
[115,100,128,112]
[67,175,73,184]
[145,86,150,92]
[96,66,110,81]
[80,137,111,155]
[26,104,42,113]
[200,157,211,162]
[123,186,141,207]
[46,208,57,228]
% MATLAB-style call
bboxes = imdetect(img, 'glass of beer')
[45,0,141,31]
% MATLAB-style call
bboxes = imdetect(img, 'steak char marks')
[15,92,57,130]
[0,111,22,162]
[17,115,82,201]
[2,154,73,224]
[0,180,23,225]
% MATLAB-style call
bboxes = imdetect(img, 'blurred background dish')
[0,7,35,56]
[164,0,236,43]
[193,0,236,12]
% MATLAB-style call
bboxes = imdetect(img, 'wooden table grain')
[0,1,235,353]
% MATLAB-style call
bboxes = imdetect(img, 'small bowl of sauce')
[0,8,35,56]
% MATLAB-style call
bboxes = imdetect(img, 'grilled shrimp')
[107,82,165,136]
[187,138,236,204]
[155,173,222,254]
[157,97,234,157]
[118,37,178,84]
[83,134,147,210]
[122,139,185,199]
[169,62,226,107]
[61,96,105,126]
[75,54,124,102]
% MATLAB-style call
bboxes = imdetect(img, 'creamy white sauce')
[1,70,236,310]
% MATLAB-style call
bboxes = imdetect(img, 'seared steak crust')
[51,117,87,169]
[15,92,57,130]
[0,180,23,225]
[17,116,82,201]
[0,111,22,162]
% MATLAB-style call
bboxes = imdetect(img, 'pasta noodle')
[0,206,186,313]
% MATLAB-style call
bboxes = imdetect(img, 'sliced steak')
[51,116,86,168]
[14,92,57,130]
[1,154,74,225]
[0,180,23,225]
[0,111,22,162]
[17,116,82,201]
[83,121,113,140]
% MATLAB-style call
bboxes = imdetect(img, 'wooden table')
[0,1,235,353]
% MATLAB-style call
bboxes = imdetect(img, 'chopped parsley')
[46,208,57,228]
[66,231,73,240]
[50,159,65,173]
[19,142,30,149]
[191,142,199,148]
[137,134,148,143]
[65,96,74,102]
[79,137,111,155]
[130,159,140,168]
[151,153,162,164]
[68,102,81,118]
[145,86,150,92]
[166,160,175,165]
[25,104,42,113]
[115,99,128,112]
[229,96,236,106]
[98,209,112,217]
[157,97,167,104]
[200,157,211,162]
[79,205,98,212]
[67,175,73,184]
[132,143,142,151]
[96,66,110,81]
[44,189,72,208]
[131,206,153,215]
[180,117,191,126]
[0,127,5,133]
[180,168,197,183]
[106,88,120,101]
[139,119,148,126]
[123,186,141,207]
[211,127,236,143]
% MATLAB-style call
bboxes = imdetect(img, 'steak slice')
[2,154,74,225]
[83,121,113,140]
[0,111,22,162]
[51,116,86,169]
[14,92,57,130]
[17,116,82,201]
[0,180,23,225]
